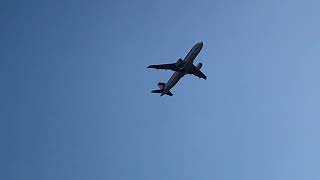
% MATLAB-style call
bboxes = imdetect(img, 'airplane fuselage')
[161,42,203,96]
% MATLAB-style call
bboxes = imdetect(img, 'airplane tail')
[151,82,173,96]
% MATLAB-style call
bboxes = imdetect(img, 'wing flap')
[147,63,180,71]
[193,70,207,80]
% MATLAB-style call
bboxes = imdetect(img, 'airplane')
[147,42,207,96]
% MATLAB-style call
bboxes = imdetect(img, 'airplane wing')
[193,70,207,80]
[147,63,180,71]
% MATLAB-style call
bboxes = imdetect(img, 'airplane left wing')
[193,70,207,80]
[147,63,180,71]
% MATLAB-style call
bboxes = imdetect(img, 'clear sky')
[1,0,320,179]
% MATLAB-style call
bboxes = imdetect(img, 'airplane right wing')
[193,70,207,80]
[147,63,180,71]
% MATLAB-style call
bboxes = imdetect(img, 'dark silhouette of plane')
[148,42,206,96]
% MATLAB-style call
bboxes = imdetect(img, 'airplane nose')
[198,42,204,47]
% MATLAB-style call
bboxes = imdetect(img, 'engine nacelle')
[196,63,203,70]
[176,58,183,68]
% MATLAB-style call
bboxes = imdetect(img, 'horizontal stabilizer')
[166,91,173,96]
[151,82,173,96]
[151,89,163,93]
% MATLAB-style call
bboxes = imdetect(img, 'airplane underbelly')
[183,51,198,72]
[164,72,184,92]
[184,53,197,65]
[183,64,195,72]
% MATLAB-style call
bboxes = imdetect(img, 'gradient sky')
[1,0,320,179]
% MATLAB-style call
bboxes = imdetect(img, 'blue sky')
[1,0,320,179]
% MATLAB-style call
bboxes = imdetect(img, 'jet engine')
[176,58,183,68]
[196,63,203,70]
